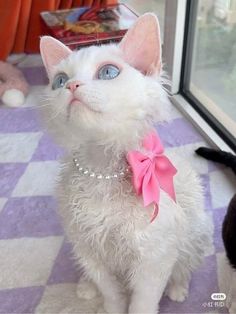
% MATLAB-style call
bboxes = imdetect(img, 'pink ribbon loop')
[127,131,177,221]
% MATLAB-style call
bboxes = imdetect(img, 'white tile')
[0,198,7,213]
[36,283,103,314]
[216,252,233,296]
[7,53,27,64]
[209,169,236,209]
[0,132,42,163]
[17,54,43,68]
[166,141,209,175]
[0,236,63,289]
[12,161,60,197]
[168,103,183,120]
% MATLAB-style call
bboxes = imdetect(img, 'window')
[122,0,165,40]
[181,0,236,150]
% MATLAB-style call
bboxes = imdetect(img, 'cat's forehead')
[57,44,123,77]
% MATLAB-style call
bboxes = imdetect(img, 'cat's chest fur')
[56,154,181,274]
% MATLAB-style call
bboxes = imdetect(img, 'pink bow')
[127,132,177,222]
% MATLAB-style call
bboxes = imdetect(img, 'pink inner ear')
[119,13,162,75]
[40,36,72,77]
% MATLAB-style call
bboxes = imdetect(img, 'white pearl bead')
[71,179,78,185]
[73,156,129,180]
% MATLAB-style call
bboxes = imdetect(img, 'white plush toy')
[0,61,29,107]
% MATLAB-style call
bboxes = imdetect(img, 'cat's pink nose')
[66,81,81,92]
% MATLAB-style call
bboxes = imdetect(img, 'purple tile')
[160,255,220,313]
[21,66,48,86]
[0,108,40,133]
[156,118,203,147]
[0,196,63,239]
[0,163,27,197]
[48,241,82,285]
[0,286,44,314]
[32,133,65,161]
[200,174,212,211]
[213,206,227,252]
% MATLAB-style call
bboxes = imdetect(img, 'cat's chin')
[68,99,101,115]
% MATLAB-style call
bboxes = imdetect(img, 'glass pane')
[189,0,236,135]
[122,0,165,40]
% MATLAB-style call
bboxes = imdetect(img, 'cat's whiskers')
[40,96,54,103]
[36,102,53,109]
[36,94,58,110]
[20,100,54,111]
[45,105,64,124]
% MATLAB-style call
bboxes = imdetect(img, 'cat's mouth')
[70,98,81,106]
[67,96,101,117]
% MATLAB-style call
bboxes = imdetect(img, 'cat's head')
[40,13,170,150]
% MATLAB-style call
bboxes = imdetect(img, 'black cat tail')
[195,147,236,175]
[222,194,236,269]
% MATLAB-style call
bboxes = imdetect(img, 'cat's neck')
[72,131,146,172]
[74,139,133,173]
[72,123,155,172]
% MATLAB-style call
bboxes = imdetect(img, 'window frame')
[179,0,236,151]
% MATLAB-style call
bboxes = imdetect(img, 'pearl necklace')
[73,156,130,180]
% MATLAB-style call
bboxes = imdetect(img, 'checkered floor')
[0,55,235,314]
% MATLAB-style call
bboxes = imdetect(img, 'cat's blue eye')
[52,73,69,90]
[97,64,120,80]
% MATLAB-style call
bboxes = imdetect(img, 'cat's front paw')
[166,284,189,302]
[229,302,236,314]
[96,304,107,314]
[128,302,159,314]
[77,279,99,300]
[59,306,75,314]
[104,295,127,314]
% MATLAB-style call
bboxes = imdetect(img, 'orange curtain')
[0,0,118,60]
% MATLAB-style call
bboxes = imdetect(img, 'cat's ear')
[40,36,72,77]
[119,13,162,75]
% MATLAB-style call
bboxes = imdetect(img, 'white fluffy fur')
[2,88,25,107]
[40,35,213,313]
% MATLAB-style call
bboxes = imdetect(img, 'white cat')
[40,13,213,314]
